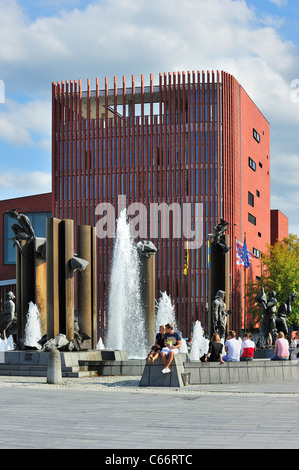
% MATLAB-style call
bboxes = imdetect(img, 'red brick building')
[0,193,52,309]
[270,209,289,246]
[0,70,289,337]
[51,70,289,336]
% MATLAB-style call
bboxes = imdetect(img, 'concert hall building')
[49,69,290,337]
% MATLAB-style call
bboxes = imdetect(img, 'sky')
[0,0,298,235]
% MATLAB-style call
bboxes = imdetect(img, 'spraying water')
[155,291,189,353]
[190,320,210,360]
[190,320,203,360]
[0,335,14,351]
[155,292,176,332]
[97,337,105,350]
[107,209,147,359]
[24,302,42,349]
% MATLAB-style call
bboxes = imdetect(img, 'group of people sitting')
[204,330,256,363]
[206,330,293,362]
[147,325,297,368]
[146,323,182,374]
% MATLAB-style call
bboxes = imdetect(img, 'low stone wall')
[0,350,105,377]
[139,354,186,387]
[79,359,145,376]
[184,359,299,385]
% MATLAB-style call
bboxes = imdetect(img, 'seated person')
[146,325,165,364]
[240,333,256,361]
[160,323,182,374]
[205,333,224,364]
[271,332,290,361]
[223,330,241,362]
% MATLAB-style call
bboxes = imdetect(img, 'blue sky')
[0,0,299,235]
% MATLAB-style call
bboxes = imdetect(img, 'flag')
[184,240,189,275]
[236,238,253,268]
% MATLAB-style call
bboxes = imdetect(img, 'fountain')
[155,291,188,353]
[96,337,105,350]
[0,336,14,351]
[155,291,176,331]
[107,209,147,359]
[24,302,42,350]
[190,320,209,360]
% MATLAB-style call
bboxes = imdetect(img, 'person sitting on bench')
[160,323,182,374]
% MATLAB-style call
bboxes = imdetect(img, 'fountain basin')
[0,350,104,377]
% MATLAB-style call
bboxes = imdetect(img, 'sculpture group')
[0,212,297,351]
[0,210,97,351]
[257,289,297,347]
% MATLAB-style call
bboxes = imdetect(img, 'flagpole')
[244,232,246,334]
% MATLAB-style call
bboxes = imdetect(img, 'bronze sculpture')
[0,291,17,340]
[6,209,35,253]
[212,290,228,339]
[257,288,278,348]
[275,292,297,338]
[209,218,234,254]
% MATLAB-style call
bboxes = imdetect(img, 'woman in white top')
[223,330,241,362]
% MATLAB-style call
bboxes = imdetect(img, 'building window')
[253,128,260,143]
[3,212,51,265]
[248,157,256,171]
[253,248,260,258]
[259,162,263,168]
[248,191,254,207]
[256,189,260,197]
[258,232,262,237]
[248,213,256,225]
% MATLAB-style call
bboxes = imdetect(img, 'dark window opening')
[249,157,256,171]
[248,191,254,207]
[248,213,256,225]
[253,248,260,258]
[253,128,260,143]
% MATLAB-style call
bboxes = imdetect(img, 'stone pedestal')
[47,349,63,384]
[139,353,186,387]
[16,237,47,340]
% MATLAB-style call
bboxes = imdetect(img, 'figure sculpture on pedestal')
[212,290,228,340]
[275,292,297,338]
[257,288,278,348]
[0,291,17,340]
[6,209,35,253]
[209,218,234,254]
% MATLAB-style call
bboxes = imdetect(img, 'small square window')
[253,128,260,143]
[253,248,260,258]
[248,191,254,207]
[248,213,256,225]
[256,190,260,197]
[248,157,256,171]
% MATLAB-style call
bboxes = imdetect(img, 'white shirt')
[225,338,241,361]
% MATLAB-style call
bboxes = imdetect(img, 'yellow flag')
[184,241,189,275]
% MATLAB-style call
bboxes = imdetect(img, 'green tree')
[246,234,299,328]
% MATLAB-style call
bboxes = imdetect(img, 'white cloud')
[268,0,287,6]
[0,170,51,198]
[0,98,51,147]
[0,0,298,232]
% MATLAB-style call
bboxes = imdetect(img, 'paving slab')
[0,375,298,450]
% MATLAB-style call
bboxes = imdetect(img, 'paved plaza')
[0,375,298,450]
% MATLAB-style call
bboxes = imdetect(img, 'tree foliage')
[246,234,299,328]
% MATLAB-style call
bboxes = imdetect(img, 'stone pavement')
[0,375,298,450]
